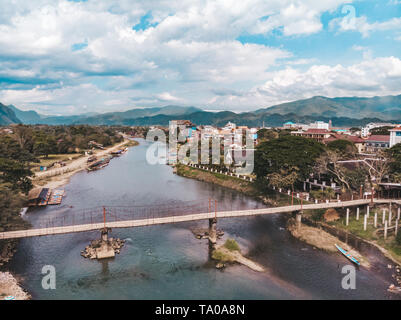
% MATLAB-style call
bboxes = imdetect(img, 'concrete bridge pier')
[295,211,303,229]
[97,228,115,259]
[101,228,110,242]
[208,218,217,249]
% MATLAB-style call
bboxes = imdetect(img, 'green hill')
[255,95,401,120]
[0,104,21,125]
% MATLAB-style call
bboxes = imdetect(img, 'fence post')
[384,220,388,240]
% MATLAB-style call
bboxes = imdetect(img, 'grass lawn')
[323,207,401,264]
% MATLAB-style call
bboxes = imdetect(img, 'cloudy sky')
[0,0,400,115]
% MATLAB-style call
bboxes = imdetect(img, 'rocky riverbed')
[0,241,17,268]
[81,238,125,259]
[0,272,30,300]
[191,227,224,240]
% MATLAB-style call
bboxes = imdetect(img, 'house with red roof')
[365,135,390,153]
[323,133,366,153]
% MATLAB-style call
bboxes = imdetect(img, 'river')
[8,139,400,299]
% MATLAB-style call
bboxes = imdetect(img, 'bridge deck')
[1,199,399,240]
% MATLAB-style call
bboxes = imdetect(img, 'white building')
[361,122,395,137]
[310,121,330,130]
[222,121,236,131]
[389,126,401,148]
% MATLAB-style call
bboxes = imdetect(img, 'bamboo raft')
[47,189,65,205]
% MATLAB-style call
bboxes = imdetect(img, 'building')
[390,126,401,148]
[283,121,297,129]
[323,134,366,153]
[291,129,332,142]
[365,135,390,152]
[361,122,395,137]
[170,120,195,139]
[222,121,236,131]
[310,121,330,130]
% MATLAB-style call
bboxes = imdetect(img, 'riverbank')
[0,272,30,300]
[0,139,139,300]
[33,138,138,189]
[176,164,399,268]
[287,218,370,268]
[176,164,258,197]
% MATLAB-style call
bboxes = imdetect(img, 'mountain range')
[1,94,401,127]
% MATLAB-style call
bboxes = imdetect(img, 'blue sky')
[0,0,400,115]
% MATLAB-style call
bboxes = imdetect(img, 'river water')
[8,139,400,299]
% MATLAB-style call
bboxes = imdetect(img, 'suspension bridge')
[1,198,400,240]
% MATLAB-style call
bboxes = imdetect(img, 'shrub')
[211,249,234,262]
[223,239,240,252]
[396,230,401,246]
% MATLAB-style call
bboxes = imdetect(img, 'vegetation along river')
[8,139,400,299]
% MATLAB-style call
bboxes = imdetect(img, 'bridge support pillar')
[295,211,303,229]
[208,218,217,248]
[101,228,109,242]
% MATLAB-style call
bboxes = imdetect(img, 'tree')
[314,151,352,191]
[370,126,392,136]
[33,135,56,158]
[0,135,35,193]
[267,167,299,190]
[388,144,401,176]
[255,135,326,182]
[365,151,390,185]
[327,139,357,158]
[257,129,279,142]
[310,188,335,201]
[315,150,385,192]
[0,135,36,163]
[13,125,33,150]
[0,158,33,193]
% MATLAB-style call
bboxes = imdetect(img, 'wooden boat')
[87,157,110,171]
[335,244,360,266]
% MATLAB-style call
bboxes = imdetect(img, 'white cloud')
[155,92,182,102]
[1,0,400,115]
[330,14,401,38]
[207,56,401,109]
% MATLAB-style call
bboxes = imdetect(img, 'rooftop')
[366,135,390,142]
